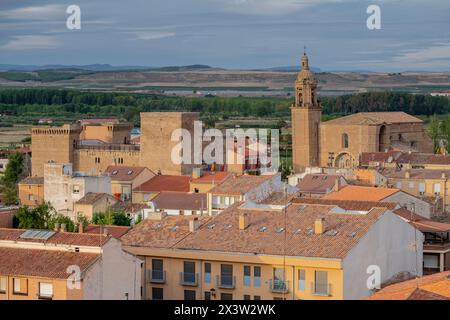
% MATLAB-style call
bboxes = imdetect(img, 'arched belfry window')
[342,133,349,149]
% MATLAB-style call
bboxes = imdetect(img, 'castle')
[31,113,199,177]
[291,53,434,172]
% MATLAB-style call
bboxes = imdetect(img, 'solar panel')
[20,229,55,240]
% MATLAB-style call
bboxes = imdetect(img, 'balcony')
[311,282,332,297]
[148,269,166,284]
[180,272,199,286]
[38,294,53,300]
[269,279,289,293]
[216,275,236,289]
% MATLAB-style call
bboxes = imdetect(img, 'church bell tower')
[291,52,321,173]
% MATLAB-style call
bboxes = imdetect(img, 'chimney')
[78,223,84,234]
[54,223,60,232]
[239,213,249,230]
[60,223,66,233]
[103,227,109,236]
[405,170,410,179]
[334,178,340,192]
[192,168,202,179]
[314,218,325,235]
[189,217,199,232]
[442,172,446,179]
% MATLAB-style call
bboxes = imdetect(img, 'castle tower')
[31,124,81,177]
[291,52,322,173]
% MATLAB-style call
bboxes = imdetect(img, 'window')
[220,264,233,287]
[0,277,6,294]
[39,283,53,299]
[254,295,261,300]
[342,133,349,149]
[151,259,164,281]
[314,271,329,296]
[183,261,196,284]
[244,266,251,287]
[419,183,426,194]
[423,254,439,269]
[243,294,251,300]
[434,183,441,195]
[72,185,80,194]
[13,278,27,295]
[221,293,233,300]
[409,182,415,189]
[253,266,261,288]
[184,290,196,300]
[28,194,34,201]
[298,269,306,291]
[204,263,211,284]
[152,287,163,300]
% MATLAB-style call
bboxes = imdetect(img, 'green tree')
[15,203,54,229]
[2,152,24,205]
[428,115,441,153]
[92,208,131,226]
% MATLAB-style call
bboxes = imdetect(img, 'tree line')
[0,89,449,124]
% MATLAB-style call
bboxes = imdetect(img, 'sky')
[0,0,450,71]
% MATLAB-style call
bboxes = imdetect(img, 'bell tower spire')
[291,51,322,172]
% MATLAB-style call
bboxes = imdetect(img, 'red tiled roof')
[324,112,423,126]
[105,166,152,182]
[369,271,450,300]
[75,192,116,205]
[84,224,131,238]
[297,174,343,195]
[323,185,400,201]
[123,203,387,259]
[191,171,230,184]
[151,192,207,211]
[0,228,110,247]
[0,247,100,279]
[360,151,402,165]
[210,173,278,195]
[293,198,398,211]
[133,175,191,192]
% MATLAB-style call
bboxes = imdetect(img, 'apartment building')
[207,173,283,215]
[121,201,421,300]
[323,185,435,219]
[73,192,118,220]
[0,228,141,300]
[44,162,111,218]
[380,169,450,214]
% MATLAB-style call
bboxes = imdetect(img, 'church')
[291,53,434,173]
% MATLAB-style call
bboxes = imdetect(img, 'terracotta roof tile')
[297,174,343,195]
[191,171,230,184]
[382,168,450,180]
[0,228,110,247]
[133,175,191,192]
[123,203,387,259]
[210,174,278,196]
[75,192,116,205]
[0,247,100,279]
[19,176,44,185]
[151,192,207,211]
[322,185,400,201]
[293,198,398,211]
[84,224,131,238]
[105,166,153,181]
[369,271,450,300]
[324,112,423,126]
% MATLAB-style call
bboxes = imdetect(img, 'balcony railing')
[148,269,166,284]
[216,275,236,289]
[311,282,332,297]
[269,279,289,293]
[76,143,140,152]
[180,272,199,286]
[38,294,53,300]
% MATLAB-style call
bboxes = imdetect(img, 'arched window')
[342,133,349,149]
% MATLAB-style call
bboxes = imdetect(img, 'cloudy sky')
[0,0,449,71]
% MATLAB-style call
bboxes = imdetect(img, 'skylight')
[20,230,55,240]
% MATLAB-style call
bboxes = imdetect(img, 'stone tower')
[31,124,81,177]
[291,53,322,173]
[139,112,200,175]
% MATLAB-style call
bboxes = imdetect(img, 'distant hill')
[260,66,321,73]
[0,64,214,72]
